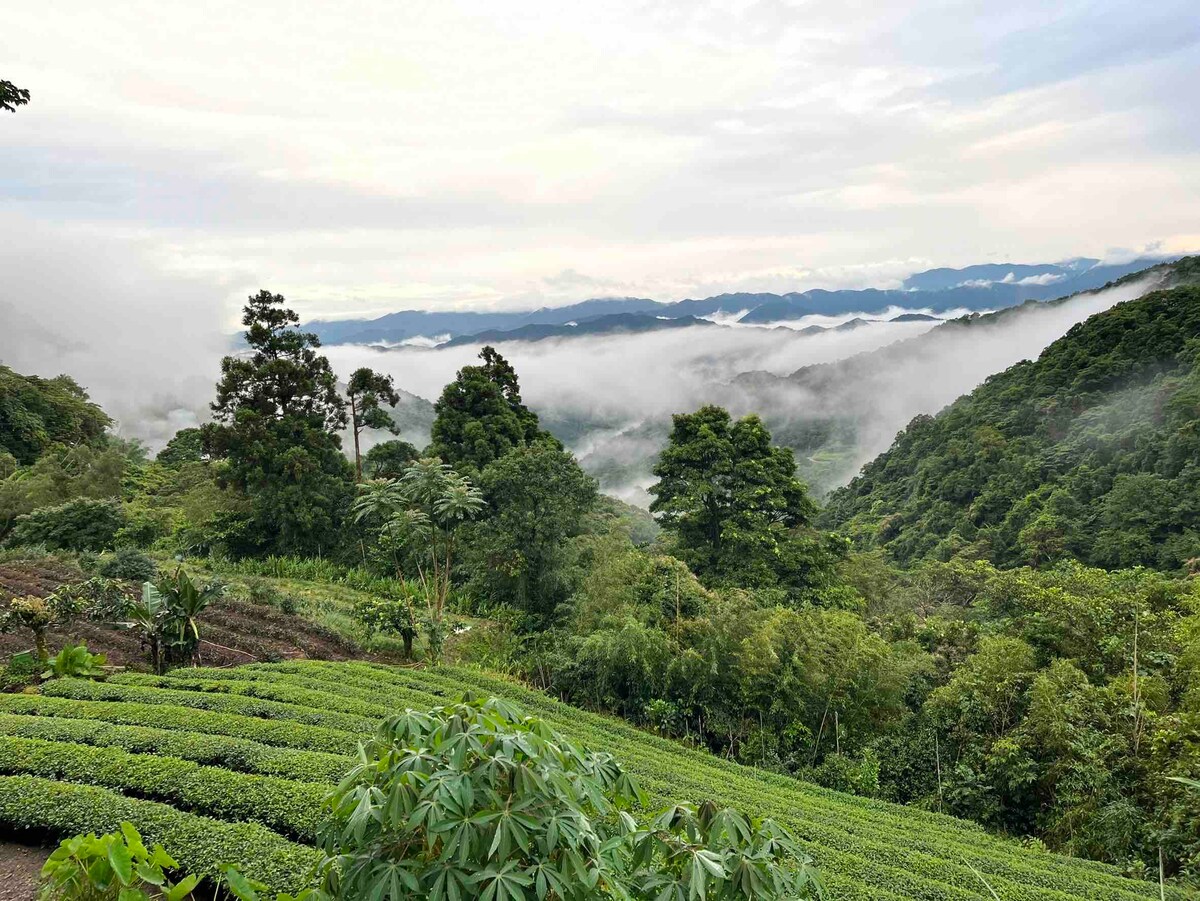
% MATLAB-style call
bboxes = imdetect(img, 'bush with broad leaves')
[317,695,822,901]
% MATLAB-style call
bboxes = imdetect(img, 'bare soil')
[0,561,361,673]
[0,841,49,901]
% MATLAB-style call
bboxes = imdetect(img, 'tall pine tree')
[201,290,352,556]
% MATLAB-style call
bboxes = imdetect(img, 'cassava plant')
[317,695,822,901]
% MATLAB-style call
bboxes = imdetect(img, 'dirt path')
[0,842,48,901]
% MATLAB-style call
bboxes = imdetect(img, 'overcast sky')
[3,0,1199,322]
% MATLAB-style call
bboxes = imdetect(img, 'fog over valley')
[322,275,1165,504]
[0,215,1171,506]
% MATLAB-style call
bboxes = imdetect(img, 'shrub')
[351,592,417,658]
[0,592,82,661]
[99,548,158,582]
[317,695,822,901]
[42,643,107,680]
[63,577,132,623]
[798,751,882,799]
[38,821,200,901]
[2,651,39,692]
[5,498,124,552]
[244,577,283,607]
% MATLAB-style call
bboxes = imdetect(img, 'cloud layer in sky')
[2,0,1198,323]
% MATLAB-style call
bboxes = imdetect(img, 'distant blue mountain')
[442,312,714,347]
[900,259,1098,291]
[305,256,1174,346]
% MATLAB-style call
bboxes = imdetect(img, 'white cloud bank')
[1,0,1198,320]
[323,275,1165,504]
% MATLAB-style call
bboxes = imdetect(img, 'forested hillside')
[8,285,1200,897]
[0,365,110,465]
[822,282,1200,570]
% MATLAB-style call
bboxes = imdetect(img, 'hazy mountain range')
[306,256,1172,346]
[318,256,1193,506]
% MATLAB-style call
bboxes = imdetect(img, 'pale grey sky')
[3,0,1198,322]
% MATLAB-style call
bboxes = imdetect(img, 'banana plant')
[155,567,224,665]
[122,582,168,673]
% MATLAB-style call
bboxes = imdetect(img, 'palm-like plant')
[118,571,222,672]
[354,458,484,662]
[155,568,224,665]
[123,583,168,673]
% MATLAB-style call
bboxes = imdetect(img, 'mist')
[323,275,1163,505]
[0,214,236,450]
[0,223,1162,502]
[723,276,1165,495]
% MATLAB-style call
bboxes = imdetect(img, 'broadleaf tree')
[429,346,555,472]
[463,441,598,621]
[363,439,419,479]
[1,79,30,113]
[649,405,843,600]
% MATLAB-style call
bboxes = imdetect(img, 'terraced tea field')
[0,661,1185,900]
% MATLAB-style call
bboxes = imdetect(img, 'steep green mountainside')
[733,256,1200,495]
[0,660,1182,901]
[820,282,1200,570]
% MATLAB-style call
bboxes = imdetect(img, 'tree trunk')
[34,629,49,663]
[350,395,363,481]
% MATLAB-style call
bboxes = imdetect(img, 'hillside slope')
[820,283,1200,570]
[727,255,1200,495]
[0,660,1184,900]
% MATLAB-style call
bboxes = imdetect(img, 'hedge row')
[2,659,1172,901]
[0,713,353,782]
[0,736,328,841]
[0,693,356,754]
[161,663,1174,901]
[111,671,392,723]
[41,678,372,734]
[0,775,320,893]
[187,664,1126,898]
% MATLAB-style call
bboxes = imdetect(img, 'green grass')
[0,661,1188,900]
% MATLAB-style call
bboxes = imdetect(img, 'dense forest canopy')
[0,365,111,465]
[822,283,1200,572]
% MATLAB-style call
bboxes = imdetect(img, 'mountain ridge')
[306,256,1177,346]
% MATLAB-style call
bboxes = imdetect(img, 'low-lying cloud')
[0,228,1166,507]
[0,213,237,450]
[324,275,1164,505]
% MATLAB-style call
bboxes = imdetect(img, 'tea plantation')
[0,661,1185,900]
